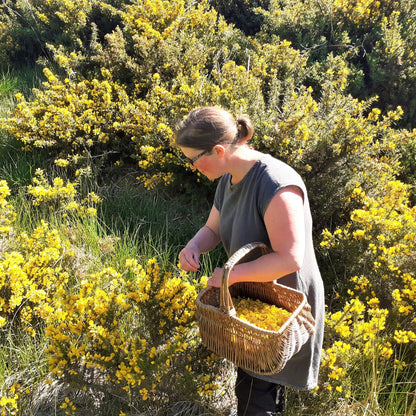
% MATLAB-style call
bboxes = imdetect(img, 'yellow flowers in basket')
[233,297,292,331]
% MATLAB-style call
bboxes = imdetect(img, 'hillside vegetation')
[0,1,415,415]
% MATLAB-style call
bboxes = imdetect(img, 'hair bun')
[235,115,254,143]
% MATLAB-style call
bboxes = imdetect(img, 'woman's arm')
[179,205,221,272]
[207,185,305,286]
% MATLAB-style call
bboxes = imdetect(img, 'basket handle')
[220,242,270,315]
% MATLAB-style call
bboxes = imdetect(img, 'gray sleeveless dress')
[213,153,325,389]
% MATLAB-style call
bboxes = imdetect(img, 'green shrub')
[0,0,123,68]
[257,0,416,128]
[210,0,270,35]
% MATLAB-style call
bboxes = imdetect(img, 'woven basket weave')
[196,242,315,375]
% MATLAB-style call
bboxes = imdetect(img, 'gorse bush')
[257,0,416,128]
[0,180,15,236]
[27,168,102,218]
[45,261,220,411]
[0,219,72,335]
[0,0,123,67]
[0,175,101,336]
[0,0,302,190]
[0,178,224,415]
[317,175,416,412]
[2,0,416,125]
[2,0,413,203]
[6,67,138,169]
[210,0,271,35]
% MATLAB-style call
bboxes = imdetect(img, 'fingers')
[206,276,219,287]
[207,267,223,287]
[178,246,200,272]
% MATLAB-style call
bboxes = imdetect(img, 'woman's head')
[175,106,254,151]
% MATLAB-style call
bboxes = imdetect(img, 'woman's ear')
[212,144,227,158]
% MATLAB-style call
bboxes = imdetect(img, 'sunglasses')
[183,148,212,165]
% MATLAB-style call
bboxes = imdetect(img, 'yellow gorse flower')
[233,297,291,331]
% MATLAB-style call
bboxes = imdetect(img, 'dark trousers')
[235,368,285,416]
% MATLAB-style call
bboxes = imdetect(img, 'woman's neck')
[228,147,262,184]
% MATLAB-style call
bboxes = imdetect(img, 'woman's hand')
[207,267,223,287]
[178,243,200,272]
[178,209,221,273]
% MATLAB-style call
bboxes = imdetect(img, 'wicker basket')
[196,242,315,375]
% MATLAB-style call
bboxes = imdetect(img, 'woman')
[176,106,325,416]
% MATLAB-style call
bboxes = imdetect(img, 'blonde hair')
[175,107,254,150]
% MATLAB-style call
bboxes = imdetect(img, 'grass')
[0,72,19,96]
[0,66,47,192]
[0,329,50,415]
[97,174,227,270]
[0,65,43,118]
[0,137,50,190]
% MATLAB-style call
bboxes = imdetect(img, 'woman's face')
[179,146,225,180]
